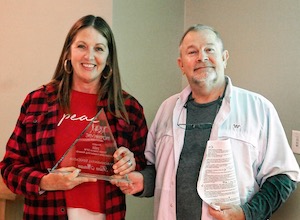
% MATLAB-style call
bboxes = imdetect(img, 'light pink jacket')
[144,77,300,220]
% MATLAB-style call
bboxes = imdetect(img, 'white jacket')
[144,76,300,220]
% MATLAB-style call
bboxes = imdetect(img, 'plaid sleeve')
[103,94,148,219]
[0,90,50,196]
[115,94,148,171]
[127,97,148,171]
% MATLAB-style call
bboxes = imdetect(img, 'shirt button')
[60,208,65,213]
[170,203,174,207]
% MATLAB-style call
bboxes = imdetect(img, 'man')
[113,24,300,220]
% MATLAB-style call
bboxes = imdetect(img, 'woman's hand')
[40,167,97,191]
[113,146,136,175]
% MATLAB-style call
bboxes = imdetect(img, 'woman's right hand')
[40,167,97,191]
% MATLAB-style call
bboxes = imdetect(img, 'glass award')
[49,109,128,182]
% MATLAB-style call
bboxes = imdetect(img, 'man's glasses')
[177,122,213,130]
[176,105,213,130]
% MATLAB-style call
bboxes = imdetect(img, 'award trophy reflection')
[49,109,128,182]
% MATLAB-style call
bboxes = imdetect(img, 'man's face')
[177,29,229,89]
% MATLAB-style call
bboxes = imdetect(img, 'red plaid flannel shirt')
[0,84,147,219]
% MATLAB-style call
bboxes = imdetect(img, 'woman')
[0,15,147,220]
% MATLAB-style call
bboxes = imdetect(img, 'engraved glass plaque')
[49,109,127,182]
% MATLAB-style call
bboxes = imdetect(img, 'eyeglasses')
[177,122,213,130]
[176,105,213,130]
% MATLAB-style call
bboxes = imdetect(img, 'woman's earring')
[64,59,72,74]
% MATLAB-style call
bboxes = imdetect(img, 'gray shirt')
[176,97,220,220]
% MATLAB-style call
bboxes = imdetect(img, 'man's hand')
[208,204,245,220]
[111,171,144,195]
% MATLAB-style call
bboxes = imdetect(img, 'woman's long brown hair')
[49,15,129,122]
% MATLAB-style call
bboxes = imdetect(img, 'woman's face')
[70,26,109,93]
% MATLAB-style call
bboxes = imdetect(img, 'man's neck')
[191,79,227,104]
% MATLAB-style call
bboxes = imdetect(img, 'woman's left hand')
[112,146,136,175]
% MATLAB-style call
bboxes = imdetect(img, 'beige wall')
[113,0,184,124]
[112,0,184,219]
